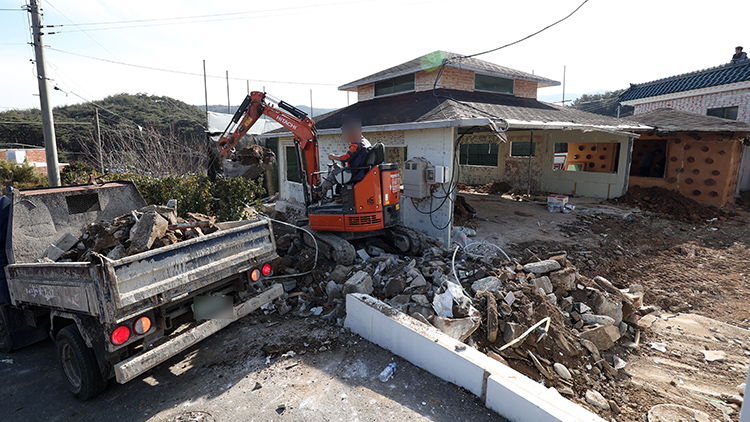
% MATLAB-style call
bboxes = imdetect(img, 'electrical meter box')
[426,165,450,184]
[403,159,429,199]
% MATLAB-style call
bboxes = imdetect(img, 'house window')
[374,74,415,97]
[474,74,514,94]
[460,143,498,166]
[707,106,738,120]
[285,146,301,183]
[510,141,535,157]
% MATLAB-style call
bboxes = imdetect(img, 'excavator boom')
[217,92,320,199]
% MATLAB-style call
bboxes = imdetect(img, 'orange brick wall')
[628,132,745,206]
[514,79,538,99]
[25,149,46,162]
[415,67,474,92]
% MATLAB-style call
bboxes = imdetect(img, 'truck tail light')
[250,268,261,282]
[111,326,130,345]
[133,316,152,335]
[261,263,272,276]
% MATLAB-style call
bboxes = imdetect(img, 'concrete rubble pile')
[267,220,653,417]
[37,202,220,263]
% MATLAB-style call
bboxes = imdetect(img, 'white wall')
[401,127,456,245]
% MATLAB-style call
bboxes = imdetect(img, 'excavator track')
[301,226,357,266]
[389,225,427,256]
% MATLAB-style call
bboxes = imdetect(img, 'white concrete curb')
[344,293,605,422]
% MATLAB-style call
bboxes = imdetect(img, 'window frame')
[510,141,536,157]
[474,73,515,95]
[706,106,739,120]
[374,74,416,98]
[459,143,499,166]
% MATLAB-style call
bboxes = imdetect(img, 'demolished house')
[625,108,750,206]
[261,51,649,244]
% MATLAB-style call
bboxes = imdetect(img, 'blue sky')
[1,0,748,113]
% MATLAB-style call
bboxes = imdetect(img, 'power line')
[431,0,591,124]
[463,0,590,59]
[44,0,119,60]
[46,47,339,86]
[49,0,370,29]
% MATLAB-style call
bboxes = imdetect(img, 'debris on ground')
[40,202,221,263]
[609,186,729,223]
[457,181,513,195]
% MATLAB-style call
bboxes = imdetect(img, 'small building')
[263,51,647,243]
[0,144,52,174]
[625,108,750,206]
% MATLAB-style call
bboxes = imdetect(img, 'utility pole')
[29,0,60,186]
[225,70,230,113]
[95,108,103,173]
[310,89,314,117]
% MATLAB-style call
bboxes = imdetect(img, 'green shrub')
[104,172,264,221]
[0,160,45,189]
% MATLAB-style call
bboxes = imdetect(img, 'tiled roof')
[620,60,750,102]
[625,108,750,133]
[264,89,647,136]
[338,51,559,90]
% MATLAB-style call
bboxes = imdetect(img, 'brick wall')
[415,67,475,92]
[514,79,537,99]
[25,149,46,162]
[632,88,750,123]
[357,83,374,102]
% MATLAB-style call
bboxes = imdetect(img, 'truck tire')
[0,314,11,353]
[55,325,106,400]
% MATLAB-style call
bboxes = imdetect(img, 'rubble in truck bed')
[38,204,221,263]
[267,220,654,417]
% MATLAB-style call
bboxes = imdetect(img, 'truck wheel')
[0,314,11,353]
[56,325,106,400]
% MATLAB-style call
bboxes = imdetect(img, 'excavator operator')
[327,115,371,166]
[318,115,371,198]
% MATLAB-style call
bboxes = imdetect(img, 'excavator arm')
[217,91,320,202]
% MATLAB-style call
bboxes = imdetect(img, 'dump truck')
[0,182,282,400]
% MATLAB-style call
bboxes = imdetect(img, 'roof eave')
[258,118,649,139]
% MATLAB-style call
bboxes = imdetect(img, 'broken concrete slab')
[647,404,710,422]
[139,204,178,225]
[700,350,727,362]
[523,260,561,274]
[106,245,127,261]
[342,271,373,296]
[128,211,168,255]
[579,325,621,351]
[580,314,615,326]
[532,276,554,295]
[385,277,406,298]
[430,316,481,342]
[38,232,79,261]
[549,268,576,291]
[329,265,353,284]
[471,276,502,294]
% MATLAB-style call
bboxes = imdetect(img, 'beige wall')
[458,130,633,199]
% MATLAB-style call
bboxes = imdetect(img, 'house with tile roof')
[620,60,750,123]
[620,59,750,195]
[263,51,648,242]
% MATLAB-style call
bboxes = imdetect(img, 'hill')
[0,94,206,155]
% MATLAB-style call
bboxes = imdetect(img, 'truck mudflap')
[114,283,283,384]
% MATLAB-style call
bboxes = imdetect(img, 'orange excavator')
[217,91,423,264]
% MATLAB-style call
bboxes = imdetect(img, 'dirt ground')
[457,190,750,421]
[0,315,502,422]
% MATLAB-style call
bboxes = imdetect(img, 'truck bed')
[6,218,276,324]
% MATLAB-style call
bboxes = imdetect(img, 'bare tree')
[81,126,208,177]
